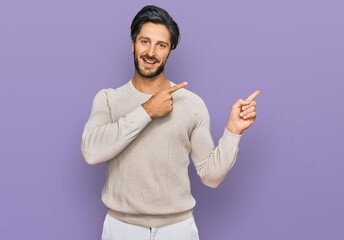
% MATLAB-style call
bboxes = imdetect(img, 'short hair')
[131,5,180,50]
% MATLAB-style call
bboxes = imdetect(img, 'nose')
[147,45,156,57]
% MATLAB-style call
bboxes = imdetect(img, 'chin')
[140,66,159,76]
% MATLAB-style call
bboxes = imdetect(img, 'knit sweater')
[81,79,242,227]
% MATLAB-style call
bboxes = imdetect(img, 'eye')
[141,40,149,45]
[159,44,166,48]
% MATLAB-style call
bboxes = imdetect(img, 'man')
[81,5,260,240]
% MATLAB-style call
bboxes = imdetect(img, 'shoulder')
[93,81,133,104]
[171,82,208,113]
[169,81,210,126]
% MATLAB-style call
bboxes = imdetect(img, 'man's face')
[132,22,171,78]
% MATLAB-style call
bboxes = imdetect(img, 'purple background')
[1,0,343,239]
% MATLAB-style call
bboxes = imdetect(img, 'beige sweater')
[81,79,242,227]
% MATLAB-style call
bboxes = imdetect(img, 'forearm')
[81,105,151,165]
[195,128,242,188]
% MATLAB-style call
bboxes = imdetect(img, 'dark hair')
[131,5,180,50]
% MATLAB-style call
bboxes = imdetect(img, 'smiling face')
[132,22,171,78]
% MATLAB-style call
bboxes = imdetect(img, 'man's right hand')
[141,82,188,119]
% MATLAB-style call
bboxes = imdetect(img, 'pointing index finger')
[246,90,261,102]
[167,82,188,94]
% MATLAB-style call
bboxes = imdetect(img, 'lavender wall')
[1,0,343,239]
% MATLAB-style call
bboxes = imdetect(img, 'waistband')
[107,208,194,228]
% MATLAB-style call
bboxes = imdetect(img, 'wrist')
[226,125,242,135]
[142,102,153,119]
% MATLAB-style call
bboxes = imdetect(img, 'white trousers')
[101,213,200,240]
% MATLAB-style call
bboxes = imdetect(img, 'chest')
[108,95,195,143]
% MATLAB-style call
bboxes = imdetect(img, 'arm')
[81,89,152,165]
[190,99,242,188]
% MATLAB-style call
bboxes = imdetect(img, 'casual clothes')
[101,213,199,240]
[81,79,242,228]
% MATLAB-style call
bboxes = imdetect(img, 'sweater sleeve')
[190,98,242,188]
[81,89,152,165]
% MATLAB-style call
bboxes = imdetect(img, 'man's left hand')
[226,90,261,135]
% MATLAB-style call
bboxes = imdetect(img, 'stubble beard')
[133,48,167,79]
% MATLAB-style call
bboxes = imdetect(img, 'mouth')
[142,57,158,66]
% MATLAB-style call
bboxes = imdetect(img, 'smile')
[143,58,157,65]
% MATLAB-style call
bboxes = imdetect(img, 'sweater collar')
[128,78,175,98]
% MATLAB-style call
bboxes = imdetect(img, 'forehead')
[137,22,170,44]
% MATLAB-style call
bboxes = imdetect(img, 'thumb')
[233,99,250,109]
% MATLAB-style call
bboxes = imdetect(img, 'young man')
[81,5,260,240]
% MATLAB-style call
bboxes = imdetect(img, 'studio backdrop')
[1,0,343,239]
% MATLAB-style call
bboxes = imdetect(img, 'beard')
[133,48,167,79]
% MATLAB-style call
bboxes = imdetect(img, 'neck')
[132,71,170,94]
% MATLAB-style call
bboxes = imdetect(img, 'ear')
[131,41,134,53]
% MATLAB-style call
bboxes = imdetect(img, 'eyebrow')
[138,36,170,46]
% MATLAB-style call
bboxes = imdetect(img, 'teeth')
[144,58,155,64]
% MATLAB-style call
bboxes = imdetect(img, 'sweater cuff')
[127,105,152,129]
[222,127,242,147]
